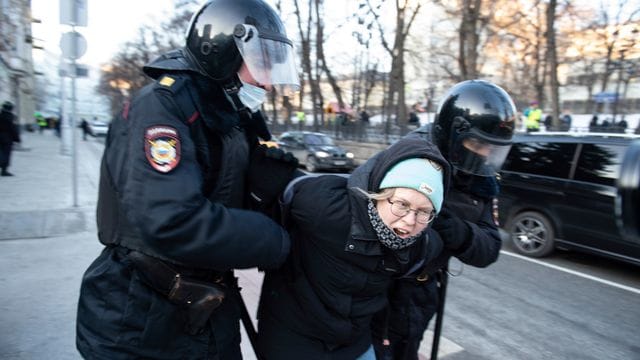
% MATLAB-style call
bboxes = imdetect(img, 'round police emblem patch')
[145,125,181,173]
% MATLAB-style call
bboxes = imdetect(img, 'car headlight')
[346,152,354,159]
[315,151,330,158]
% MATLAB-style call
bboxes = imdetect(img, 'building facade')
[0,0,37,127]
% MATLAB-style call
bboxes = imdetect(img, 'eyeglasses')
[386,199,436,224]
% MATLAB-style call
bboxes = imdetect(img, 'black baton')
[431,265,449,360]
[237,289,264,360]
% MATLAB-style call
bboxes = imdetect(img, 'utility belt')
[126,250,231,335]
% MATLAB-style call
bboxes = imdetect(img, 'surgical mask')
[238,80,267,113]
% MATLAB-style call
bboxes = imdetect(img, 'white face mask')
[238,80,267,113]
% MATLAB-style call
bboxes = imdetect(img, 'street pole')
[59,70,70,155]
[71,25,78,207]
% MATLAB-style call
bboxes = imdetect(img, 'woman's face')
[376,187,433,238]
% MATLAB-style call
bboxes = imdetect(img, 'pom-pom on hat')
[379,158,444,213]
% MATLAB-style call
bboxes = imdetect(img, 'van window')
[503,142,577,179]
[574,144,626,187]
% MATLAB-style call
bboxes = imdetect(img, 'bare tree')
[96,3,197,116]
[366,0,421,135]
[315,0,345,118]
[546,0,560,128]
[293,0,325,129]
[458,0,483,79]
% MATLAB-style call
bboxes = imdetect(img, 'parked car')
[498,132,640,266]
[89,119,110,136]
[277,131,355,173]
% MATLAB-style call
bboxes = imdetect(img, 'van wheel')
[306,156,318,173]
[507,211,555,257]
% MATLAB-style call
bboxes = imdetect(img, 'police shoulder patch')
[145,125,181,173]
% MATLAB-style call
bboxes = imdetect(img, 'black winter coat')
[0,109,20,144]
[76,53,290,359]
[257,136,450,360]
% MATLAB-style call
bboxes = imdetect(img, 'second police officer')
[76,0,301,359]
[372,80,517,359]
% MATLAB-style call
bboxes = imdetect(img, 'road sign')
[60,31,87,60]
[58,63,89,78]
[593,92,619,104]
[60,0,88,27]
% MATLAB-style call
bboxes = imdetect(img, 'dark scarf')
[367,200,424,250]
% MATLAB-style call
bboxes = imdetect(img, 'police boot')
[1,169,13,176]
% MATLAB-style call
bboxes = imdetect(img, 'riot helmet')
[185,0,299,94]
[432,80,516,176]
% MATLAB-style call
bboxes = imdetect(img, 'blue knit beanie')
[379,158,444,213]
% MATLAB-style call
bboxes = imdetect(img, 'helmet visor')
[234,24,300,95]
[449,134,512,176]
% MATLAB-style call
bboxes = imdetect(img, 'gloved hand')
[431,209,471,253]
[248,144,299,214]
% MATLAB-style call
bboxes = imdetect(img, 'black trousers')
[372,279,439,360]
[0,142,11,170]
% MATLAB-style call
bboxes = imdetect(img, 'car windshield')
[304,134,334,146]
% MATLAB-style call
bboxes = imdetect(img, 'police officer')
[372,80,517,359]
[76,0,300,359]
[0,101,21,176]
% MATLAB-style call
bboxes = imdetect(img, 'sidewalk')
[0,130,260,359]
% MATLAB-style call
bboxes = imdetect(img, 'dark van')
[498,132,640,266]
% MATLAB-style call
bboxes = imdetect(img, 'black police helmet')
[432,80,516,176]
[2,101,13,111]
[184,0,299,92]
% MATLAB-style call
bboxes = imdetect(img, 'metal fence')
[267,121,422,144]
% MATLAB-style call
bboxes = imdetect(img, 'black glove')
[431,209,471,253]
[248,144,299,214]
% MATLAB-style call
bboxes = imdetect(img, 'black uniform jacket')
[257,136,450,360]
[77,54,290,359]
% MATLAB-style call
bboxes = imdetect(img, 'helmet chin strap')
[221,74,272,142]
[221,74,252,117]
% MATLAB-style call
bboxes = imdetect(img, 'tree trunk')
[315,0,345,116]
[458,0,482,80]
[546,0,560,129]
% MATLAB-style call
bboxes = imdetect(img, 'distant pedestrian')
[54,116,61,137]
[360,110,370,124]
[525,101,541,132]
[296,110,306,130]
[0,101,21,176]
[80,118,93,140]
[35,112,47,134]
[617,118,628,133]
[561,111,572,131]
[359,110,370,140]
[589,115,599,132]
[543,114,553,130]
